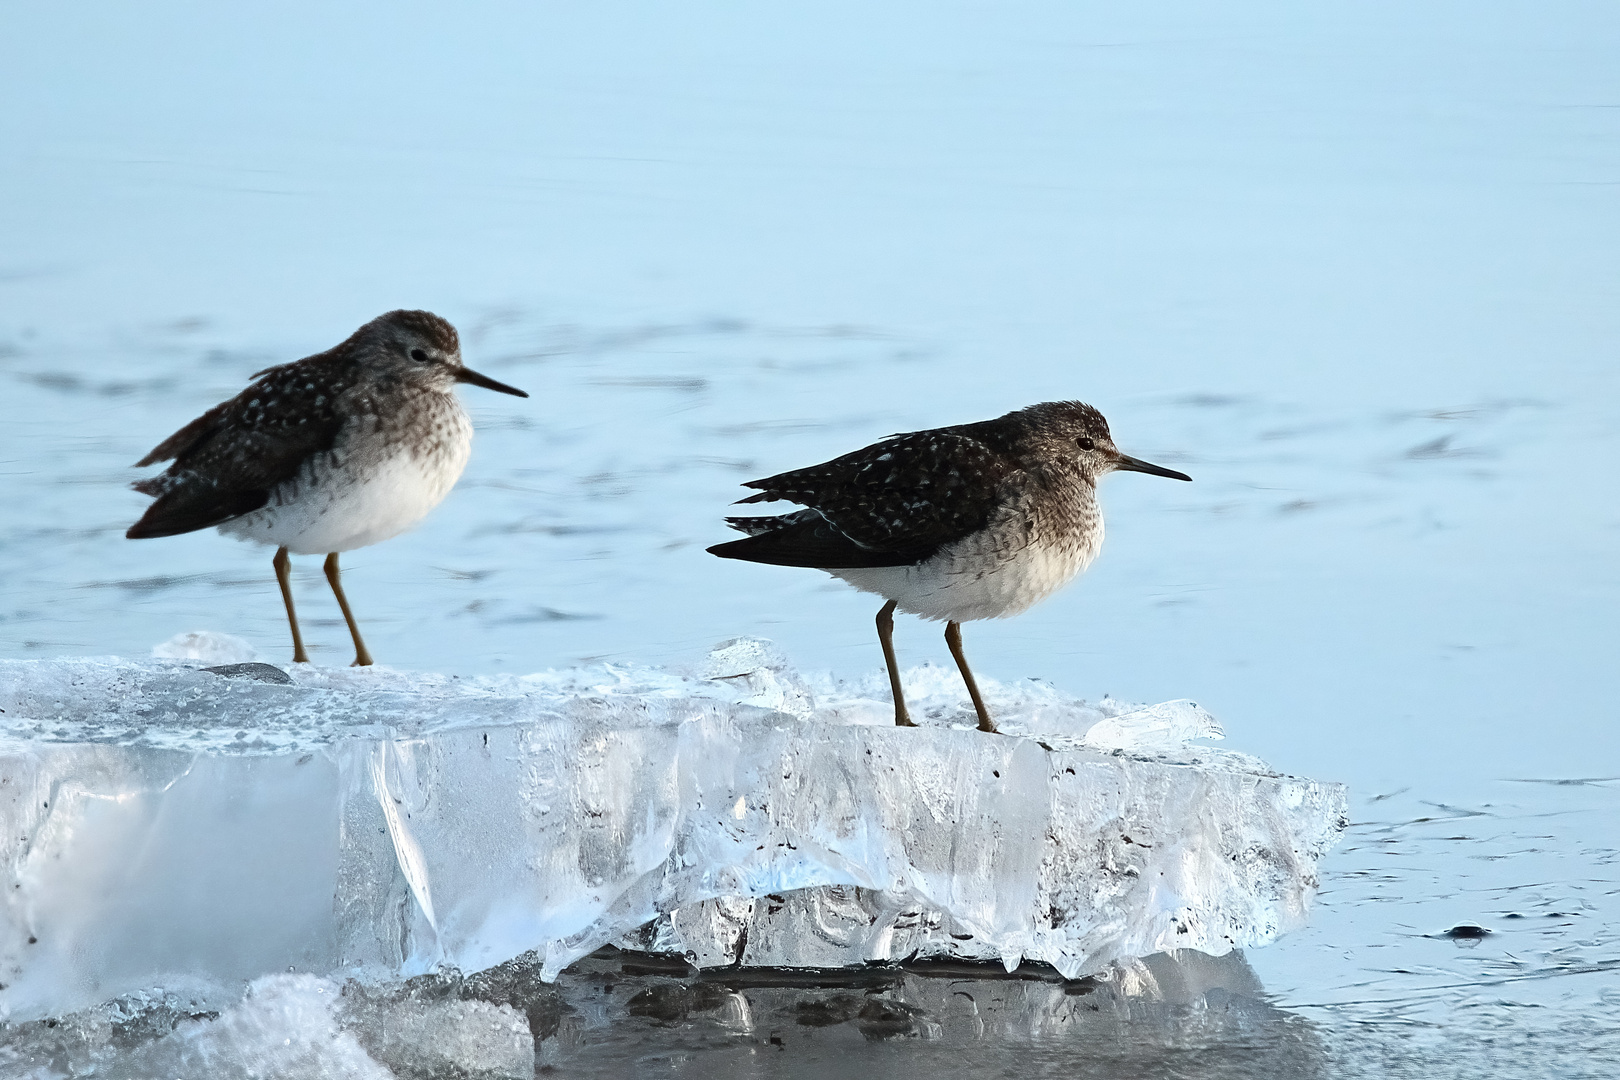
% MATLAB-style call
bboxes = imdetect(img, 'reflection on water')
[4,933,1619,1077]
[2,949,1336,1080]
[526,951,1328,1080]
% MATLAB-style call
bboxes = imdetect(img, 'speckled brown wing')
[710,429,1018,568]
[126,357,353,539]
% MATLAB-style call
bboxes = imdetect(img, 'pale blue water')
[2,3,1618,1075]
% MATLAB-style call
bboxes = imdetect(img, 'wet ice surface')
[4,0,1620,1076]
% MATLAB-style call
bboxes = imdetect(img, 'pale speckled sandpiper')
[126,309,528,666]
[709,401,1191,732]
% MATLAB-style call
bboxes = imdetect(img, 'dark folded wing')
[126,360,349,539]
[708,509,915,568]
[730,429,1015,564]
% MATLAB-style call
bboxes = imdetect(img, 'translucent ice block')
[0,637,1346,1020]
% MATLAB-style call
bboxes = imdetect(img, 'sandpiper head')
[351,310,528,398]
[1017,400,1191,483]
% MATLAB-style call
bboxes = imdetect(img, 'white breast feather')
[830,514,1104,623]
[219,405,472,555]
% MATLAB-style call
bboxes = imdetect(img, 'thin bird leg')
[944,621,996,733]
[324,552,374,667]
[273,546,310,664]
[877,600,915,727]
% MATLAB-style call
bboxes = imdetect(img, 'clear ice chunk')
[0,638,1346,1020]
[115,975,394,1080]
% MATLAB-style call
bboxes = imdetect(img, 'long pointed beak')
[1115,453,1191,481]
[456,366,529,398]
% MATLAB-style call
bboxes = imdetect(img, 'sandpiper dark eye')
[409,348,430,363]
[1076,437,1096,451]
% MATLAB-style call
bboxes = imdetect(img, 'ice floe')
[0,636,1346,1022]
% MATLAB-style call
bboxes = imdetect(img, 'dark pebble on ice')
[204,663,293,684]
[1443,924,1491,939]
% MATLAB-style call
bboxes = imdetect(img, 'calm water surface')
[2,3,1617,1076]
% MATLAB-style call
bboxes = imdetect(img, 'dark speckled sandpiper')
[126,309,528,666]
[709,401,1191,733]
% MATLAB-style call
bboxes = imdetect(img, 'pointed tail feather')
[127,487,270,539]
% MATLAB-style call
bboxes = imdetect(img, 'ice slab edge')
[0,640,1347,1019]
